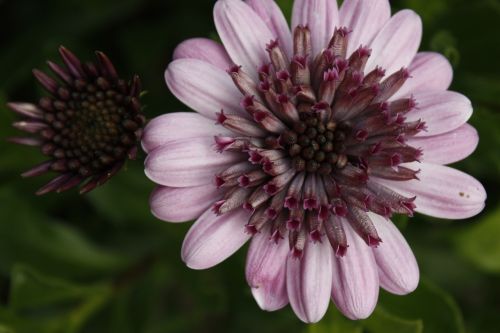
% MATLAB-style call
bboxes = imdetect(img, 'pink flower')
[143,0,486,323]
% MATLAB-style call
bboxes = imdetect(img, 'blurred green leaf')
[430,30,460,66]
[0,188,129,279]
[9,265,107,311]
[454,207,500,273]
[307,279,463,333]
[0,325,14,333]
[275,0,293,22]
[307,304,423,333]
[461,107,500,179]
[308,307,361,333]
[379,278,465,333]
[362,307,423,333]
[457,74,500,107]
[397,0,448,25]
[0,266,112,333]
[85,165,154,225]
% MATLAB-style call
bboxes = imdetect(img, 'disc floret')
[8,46,145,194]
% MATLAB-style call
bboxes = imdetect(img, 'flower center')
[282,112,350,174]
[39,77,140,178]
[212,25,424,256]
[9,47,144,194]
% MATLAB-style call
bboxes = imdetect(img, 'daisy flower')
[143,0,486,322]
[8,46,144,194]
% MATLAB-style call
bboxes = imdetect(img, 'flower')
[8,46,144,195]
[143,0,486,323]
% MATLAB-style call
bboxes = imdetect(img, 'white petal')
[173,38,232,70]
[340,0,391,56]
[408,124,479,165]
[142,112,231,153]
[408,90,473,137]
[165,59,246,120]
[182,208,251,269]
[144,137,243,187]
[369,213,419,295]
[331,222,379,320]
[214,0,274,79]
[150,185,221,223]
[246,224,289,311]
[246,0,293,57]
[392,52,453,99]
[286,240,333,323]
[374,162,486,219]
[366,10,422,75]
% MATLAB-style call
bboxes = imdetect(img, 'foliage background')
[0,0,499,332]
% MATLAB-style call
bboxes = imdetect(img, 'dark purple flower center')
[40,76,140,177]
[9,47,144,194]
[282,113,350,174]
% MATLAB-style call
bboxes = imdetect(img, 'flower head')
[143,0,486,323]
[8,46,144,194]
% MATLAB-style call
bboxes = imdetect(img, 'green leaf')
[0,325,14,333]
[275,0,293,23]
[457,74,500,107]
[454,207,500,273]
[0,266,112,333]
[9,265,107,311]
[361,307,423,333]
[0,188,128,279]
[307,304,422,333]
[85,165,155,225]
[379,278,465,333]
[460,107,500,179]
[429,30,460,66]
[307,307,362,333]
[307,278,462,333]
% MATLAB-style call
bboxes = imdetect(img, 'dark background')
[0,0,499,332]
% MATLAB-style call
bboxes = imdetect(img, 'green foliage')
[0,266,112,333]
[308,278,463,333]
[0,0,499,332]
[378,278,465,333]
[0,188,129,279]
[455,208,500,273]
[362,307,422,333]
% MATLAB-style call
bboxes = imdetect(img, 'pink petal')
[392,52,453,100]
[408,123,479,165]
[292,0,339,57]
[339,0,391,56]
[286,240,333,323]
[331,222,379,320]
[142,112,231,153]
[144,137,243,187]
[150,185,221,223]
[214,0,274,78]
[374,162,486,219]
[173,38,232,70]
[182,208,251,269]
[165,59,246,120]
[368,213,419,295]
[246,224,289,311]
[246,0,293,57]
[408,91,472,137]
[366,10,422,75]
